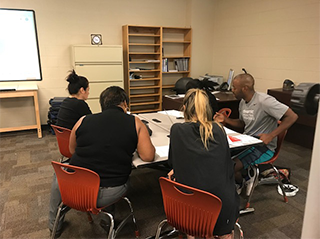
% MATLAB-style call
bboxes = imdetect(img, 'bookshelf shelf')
[129,61,160,64]
[130,101,161,106]
[129,52,160,55]
[130,78,160,82]
[162,84,175,89]
[162,56,190,59]
[162,41,191,44]
[162,71,190,74]
[128,34,161,37]
[130,93,160,98]
[130,85,161,90]
[129,69,160,73]
[129,43,161,46]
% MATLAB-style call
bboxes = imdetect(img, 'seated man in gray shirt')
[214,73,298,195]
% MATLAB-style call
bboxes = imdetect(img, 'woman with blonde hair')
[168,89,239,238]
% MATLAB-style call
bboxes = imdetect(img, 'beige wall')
[0,0,194,127]
[211,0,320,92]
[186,0,216,78]
[0,0,319,127]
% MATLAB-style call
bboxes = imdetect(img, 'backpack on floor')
[258,164,291,185]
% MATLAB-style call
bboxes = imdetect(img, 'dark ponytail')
[186,78,219,115]
[66,70,89,95]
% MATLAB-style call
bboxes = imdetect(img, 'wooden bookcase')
[122,25,191,113]
[162,27,192,95]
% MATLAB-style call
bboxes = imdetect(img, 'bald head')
[234,73,255,91]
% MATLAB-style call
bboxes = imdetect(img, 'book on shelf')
[165,94,185,99]
[162,58,168,72]
[145,59,160,62]
[174,59,178,71]
[173,58,189,71]
[130,67,153,71]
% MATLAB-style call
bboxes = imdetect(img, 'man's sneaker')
[236,179,245,195]
[245,167,257,196]
[277,184,299,197]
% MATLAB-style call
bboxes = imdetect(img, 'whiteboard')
[0,8,42,82]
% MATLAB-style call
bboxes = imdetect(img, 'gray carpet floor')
[0,128,312,239]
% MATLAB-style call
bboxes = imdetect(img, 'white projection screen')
[0,8,42,82]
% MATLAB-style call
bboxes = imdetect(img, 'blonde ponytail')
[183,89,213,150]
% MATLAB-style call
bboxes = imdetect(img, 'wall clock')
[91,34,102,45]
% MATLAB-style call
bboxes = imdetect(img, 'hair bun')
[66,70,79,83]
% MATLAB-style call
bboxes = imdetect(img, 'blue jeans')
[48,173,128,232]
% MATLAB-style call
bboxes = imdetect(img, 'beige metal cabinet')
[71,45,124,113]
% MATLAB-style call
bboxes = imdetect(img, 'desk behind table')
[268,88,316,149]
[0,84,42,138]
[162,91,240,118]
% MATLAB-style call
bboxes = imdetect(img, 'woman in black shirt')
[56,70,92,129]
[49,86,155,234]
[168,89,239,238]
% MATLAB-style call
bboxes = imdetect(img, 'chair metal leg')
[87,212,93,223]
[235,222,244,239]
[245,166,259,209]
[117,197,139,238]
[100,211,115,239]
[51,202,63,239]
[102,197,139,239]
[51,203,70,239]
[271,164,288,203]
[155,219,168,239]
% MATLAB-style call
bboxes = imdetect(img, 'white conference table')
[132,110,262,168]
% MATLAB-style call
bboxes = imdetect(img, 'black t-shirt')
[56,97,92,130]
[69,106,138,187]
[168,122,239,236]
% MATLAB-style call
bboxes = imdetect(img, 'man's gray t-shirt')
[239,92,288,151]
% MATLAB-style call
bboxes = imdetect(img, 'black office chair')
[174,77,193,94]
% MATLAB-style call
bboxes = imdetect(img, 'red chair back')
[260,129,287,165]
[51,161,101,214]
[218,108,232,118]
[159,177,222,238]
[51,125,72,158]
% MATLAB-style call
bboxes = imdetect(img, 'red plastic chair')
[218,108,232,118]
[51,125,72,161]
[244,129,288,211]
[51,161,139,239]
[155,177,243,239]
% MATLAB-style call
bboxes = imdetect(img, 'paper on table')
[155,145,169,158]
[228,135,241,142]
[223,127,236,135]
[227,134,262,147]
[158,110,183,118]
[235,134,261,144]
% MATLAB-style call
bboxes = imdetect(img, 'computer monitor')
[226,69,234,91]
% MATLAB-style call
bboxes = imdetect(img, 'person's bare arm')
[167,169,175,181]
[214,112,245,132]
[258,108,298,145]
[69,116,85,155]
[135,117,155,162]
